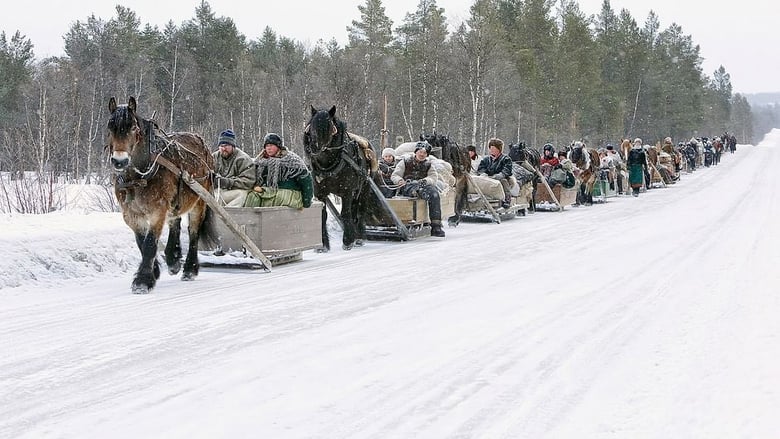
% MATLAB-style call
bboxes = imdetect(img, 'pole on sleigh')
[520,161,563,212]
[181,170,273,271]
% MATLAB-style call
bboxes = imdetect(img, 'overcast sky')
[0,0,776,94]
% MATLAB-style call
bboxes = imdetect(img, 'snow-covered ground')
[2,131,780,438]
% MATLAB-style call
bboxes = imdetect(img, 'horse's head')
[508,142,526,162]
[421,132,470,174]
[304,105,342,155]
[420,133,446,158]
[107,96,144,172]
[569,141,585,163]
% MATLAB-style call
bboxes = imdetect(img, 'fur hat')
[487,138,504,152]
[382,148,396,158]
[414,141,431,154]
[218,129,237,147]
[263,133,285,149]
[633,137,642,146]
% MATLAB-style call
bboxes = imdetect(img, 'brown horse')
[619,139,632,162]
[107,96,214,293]
[421,132,471,225]
[569,141,600,205]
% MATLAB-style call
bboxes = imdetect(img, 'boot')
[501,194,512,209]
[430,221,446,238]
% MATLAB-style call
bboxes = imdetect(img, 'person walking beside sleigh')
[627,138,648,197]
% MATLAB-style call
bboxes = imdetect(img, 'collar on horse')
[308,122,369,178]
[115,119,182,190]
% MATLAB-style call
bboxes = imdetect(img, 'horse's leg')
[449,177,466,226]
[165,217,183,275]
[181,202,207,281]
[353,191,367,247]
[128,211,162,294]
[586,180,595,205]
[133,231,160,294]
[318,195,331,253]
[340,197,356,250]
[530,177,539,212]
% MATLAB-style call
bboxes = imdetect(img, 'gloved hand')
[491,174,505,180]
[215,175,232,189]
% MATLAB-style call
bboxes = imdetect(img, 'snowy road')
[2,141,779,438]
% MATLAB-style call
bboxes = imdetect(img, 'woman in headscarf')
[244,133,313,209]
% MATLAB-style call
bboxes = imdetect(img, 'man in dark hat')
[244,133,313,209]
[477,137,514,208]
[212,129,255,206]
[390,141,445,237]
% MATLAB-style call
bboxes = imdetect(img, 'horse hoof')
[181,272,196,281]
[316,247,330,253]
[168,261,181,276]
[342,244,354,251]
[354,239,365,247]
[131,283,152,294]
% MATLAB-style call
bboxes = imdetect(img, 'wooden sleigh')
[364,188,456,240]
[534,183,578,211]
[198,202,324,269]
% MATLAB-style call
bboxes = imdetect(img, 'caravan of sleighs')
[106,97,740,293]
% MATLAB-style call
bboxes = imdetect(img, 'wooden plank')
[181,171,273,271]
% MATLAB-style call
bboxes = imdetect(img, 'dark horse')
[107,96,214,293]
[420,132,471,226]
[508,142,541,212]
[304,105,378,251]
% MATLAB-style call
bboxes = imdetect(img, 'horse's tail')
[197,206,220,251]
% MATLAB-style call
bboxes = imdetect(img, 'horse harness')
[113,118,210,210]
[308,132,371,182]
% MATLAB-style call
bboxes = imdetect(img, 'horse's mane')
[107,105,138,137]
[332,118,348,148]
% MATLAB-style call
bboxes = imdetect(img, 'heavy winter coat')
[477,153,513,179]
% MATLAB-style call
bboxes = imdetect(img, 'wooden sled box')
[534,183,578,209]
[209,202,323,256]
[382,190,456,225]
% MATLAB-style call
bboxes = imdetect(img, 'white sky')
[0,0,776,94]
[2,133,780,437]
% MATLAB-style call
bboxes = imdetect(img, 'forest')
[0,0,754,182]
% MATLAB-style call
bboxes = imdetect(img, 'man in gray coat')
[212,129,255,206]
